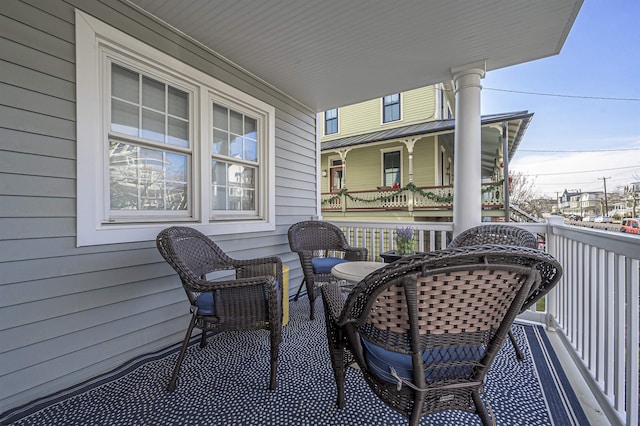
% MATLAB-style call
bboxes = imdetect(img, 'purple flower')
[394,226,415,254]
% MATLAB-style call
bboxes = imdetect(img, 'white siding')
[0,0,316,411]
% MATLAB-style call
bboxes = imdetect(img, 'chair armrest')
[320,282,346,322]
[233,257,283,285]
[344,247,368,261]
[188,275,279,292]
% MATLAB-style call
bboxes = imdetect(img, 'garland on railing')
[321,180,504,205]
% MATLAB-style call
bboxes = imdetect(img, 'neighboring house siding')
[0,0,315,411]
[322,86,436,141]
[320,136,440,192]
[411,136,438,186]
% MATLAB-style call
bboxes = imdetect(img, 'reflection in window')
[211,102,258,214]
[211,160,256,211]
[109,142,188,211]
[109,63,191,216]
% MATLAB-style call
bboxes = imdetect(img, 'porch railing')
[329,218,639,426]
[322,182,503,212]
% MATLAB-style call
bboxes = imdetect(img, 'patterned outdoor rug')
[1,298,589,425]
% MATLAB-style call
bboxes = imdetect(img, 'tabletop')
[331,261,386,283]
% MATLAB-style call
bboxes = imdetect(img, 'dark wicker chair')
[448,224,538,249]
[288,220,368,320]
[156,226,283,391]
[320,245,562,426]
[448,224,539,360]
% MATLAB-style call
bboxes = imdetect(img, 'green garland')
[321,180,504,206]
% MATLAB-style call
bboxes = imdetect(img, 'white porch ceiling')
[127,0,583,112]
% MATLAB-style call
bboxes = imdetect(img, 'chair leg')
[331,347,348,408]
[293,278,305,301]
[167,314,198,392]
[508,328,525,360]
[472,390,496,426]
[269,329,280,390]
[199,330,207,348]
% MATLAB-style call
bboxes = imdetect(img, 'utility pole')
[555,191,561,215]
[598,177,610,215]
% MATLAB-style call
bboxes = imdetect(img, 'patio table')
[331,261,386,284]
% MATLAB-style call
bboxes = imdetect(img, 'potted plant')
[380,226,416,263]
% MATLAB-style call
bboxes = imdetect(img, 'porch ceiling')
[126,0,583,112]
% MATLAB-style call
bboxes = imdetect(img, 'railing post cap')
[546,215,565,225]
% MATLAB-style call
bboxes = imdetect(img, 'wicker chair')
[448,224,539,360]
[320,245,562,426]
[288,220,368,320]
[156,226,283,391]
[448,224,538,249]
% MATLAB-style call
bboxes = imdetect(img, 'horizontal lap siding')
[0,0,316,411]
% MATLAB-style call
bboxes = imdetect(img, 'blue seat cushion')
[361,338,482,384]
[194,280,280,316]
[311,257,349,274]
[195,292,216,316]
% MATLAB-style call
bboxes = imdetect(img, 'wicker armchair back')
[448,224,549,360]
[320,245,562,426]
[288,220,368,320]
[156,226,282,391]
[448,224,538,249]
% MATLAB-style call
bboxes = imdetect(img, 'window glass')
[325,108,338,135]
[211,102,259,213]
[109,63,192,216]
[383,94,400,123]
[111,64,190,148]
[109,141,188,211]
[383,151,401,186]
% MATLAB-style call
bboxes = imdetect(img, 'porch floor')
[2,298,603,425]
[544,326,612,425]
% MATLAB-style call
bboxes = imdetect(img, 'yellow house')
[320,84,533,222]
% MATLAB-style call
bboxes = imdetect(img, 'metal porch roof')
[321,111,534,177]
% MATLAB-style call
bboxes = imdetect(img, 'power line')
[435,85,640,101]
[483,87,640,102]
[518,148,640,153]
[515,165,639,176]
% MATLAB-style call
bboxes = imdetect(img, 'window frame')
[324,108,338,135]
[380,148,402,187]
[382,94,401,123]
[76,10,275,247]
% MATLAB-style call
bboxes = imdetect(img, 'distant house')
[556,190,604,217]
[320,85,533,222]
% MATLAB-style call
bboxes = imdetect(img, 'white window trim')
[76,10,275,247]
[380,147,403,187]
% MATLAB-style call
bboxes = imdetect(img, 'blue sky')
[481,0,640,198]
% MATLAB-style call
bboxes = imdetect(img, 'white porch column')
[451,61,485,236]
[402,138,417,183]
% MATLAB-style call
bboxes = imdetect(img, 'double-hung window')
[382,94,401,123]
[76,11,275,246]
[211,103,258,214]
[324,108,338,135]
[383,150,401,187]
[108,63,193,218]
